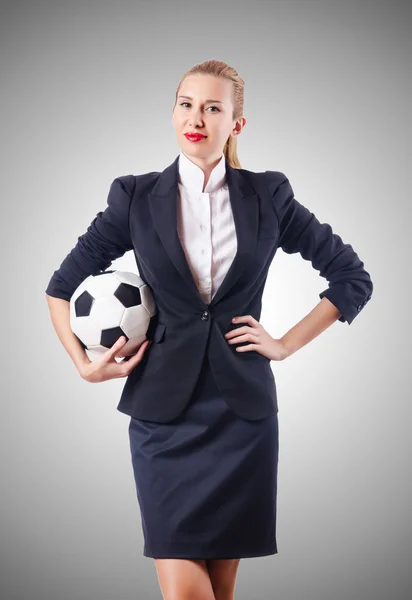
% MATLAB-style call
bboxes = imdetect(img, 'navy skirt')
[128,353,279,559]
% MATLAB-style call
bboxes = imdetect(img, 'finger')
[236,343,259,352]
[106,336,127,360]
[226,325,253,339]
[234,315,258,326]
[232,315,251,323]
[228,332,259,345]
[121,340,152,370]
[120,343,150,374]
[117,341,147,361]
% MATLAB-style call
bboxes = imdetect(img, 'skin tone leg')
[153,558,241,600]
[206,559,241,600]
[154,558,217,600]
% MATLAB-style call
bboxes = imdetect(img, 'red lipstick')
[184,133,207,142]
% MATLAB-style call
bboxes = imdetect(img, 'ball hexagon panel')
[70,314,103,347]
[139,283,156,317]
[91,295,126,329]
[121,304,152,342]
[87,272,121,297]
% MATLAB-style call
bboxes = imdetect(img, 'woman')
[45,59,373,600]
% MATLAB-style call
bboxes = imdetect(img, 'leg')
[206,559,241,600]
[154,558,217,600]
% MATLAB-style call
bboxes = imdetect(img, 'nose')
[188,110,204,129]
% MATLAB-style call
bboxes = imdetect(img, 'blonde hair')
[174,59,245,169]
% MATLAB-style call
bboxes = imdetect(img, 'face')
[172,74,246,164]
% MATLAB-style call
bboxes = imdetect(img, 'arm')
[45,175,135,300]
[279,296,343,358]
[45,295,91,375]
[45,294,151,381]
[45,175,135,373]
[268,172,373,327]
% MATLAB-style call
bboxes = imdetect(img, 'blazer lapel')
[148,154,259,308]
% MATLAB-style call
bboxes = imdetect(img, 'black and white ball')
[70,270,156,359]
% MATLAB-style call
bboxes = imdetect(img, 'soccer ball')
[69,270,156,359]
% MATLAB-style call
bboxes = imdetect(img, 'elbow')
[349,274,374,324]
[319,274,373,326]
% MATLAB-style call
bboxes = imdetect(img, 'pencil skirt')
[128,354,279,559]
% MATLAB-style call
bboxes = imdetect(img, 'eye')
[179,102,220,112]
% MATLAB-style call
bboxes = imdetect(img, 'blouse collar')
[178,151,227,195]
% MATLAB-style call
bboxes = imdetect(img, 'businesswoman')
[45,59,373,600]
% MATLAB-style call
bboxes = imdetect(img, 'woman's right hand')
[79,336,152,383]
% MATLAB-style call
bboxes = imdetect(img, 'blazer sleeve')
[268,172,373,325]
[45,175,135,302]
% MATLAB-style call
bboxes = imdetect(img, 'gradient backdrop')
[1,0,410,599]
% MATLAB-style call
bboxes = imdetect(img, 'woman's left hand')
[225,315,290,361]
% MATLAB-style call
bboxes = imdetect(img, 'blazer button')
[201,310,209,321]
[357,304,362,312]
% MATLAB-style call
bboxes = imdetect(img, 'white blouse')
[176,151,238,305]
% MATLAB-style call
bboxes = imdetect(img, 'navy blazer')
[45,155,373,422]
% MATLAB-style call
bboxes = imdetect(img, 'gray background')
[1,0,411,599]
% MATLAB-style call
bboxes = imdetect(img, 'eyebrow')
[177,95,224,104]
